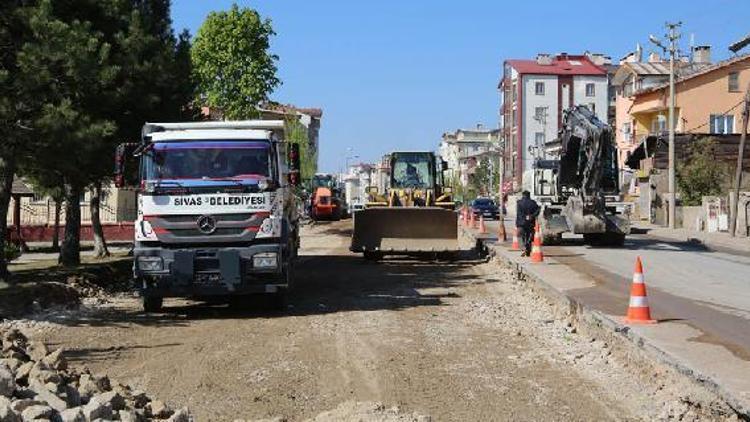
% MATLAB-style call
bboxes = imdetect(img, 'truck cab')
[115,120,301,312]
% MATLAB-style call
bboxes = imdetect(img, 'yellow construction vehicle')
[350,151,457,260]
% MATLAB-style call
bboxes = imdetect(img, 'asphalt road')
[484,218,750,361]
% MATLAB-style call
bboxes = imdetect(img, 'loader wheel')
[142,296,163,313]
[363,251,382,261]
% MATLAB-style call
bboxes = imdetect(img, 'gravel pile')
[0,328,190,421]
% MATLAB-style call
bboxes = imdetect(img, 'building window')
[535,132,545,144]
[710,114,735,134]
[728,72,740,92]
[585,83,595,97]
[651,115,667,134]
[535,82,545,95]
[622,122,632,143]
[534,107,546,120]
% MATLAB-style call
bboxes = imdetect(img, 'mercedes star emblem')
[197,215,217,234]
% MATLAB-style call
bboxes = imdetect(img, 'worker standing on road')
[516,190,540,257]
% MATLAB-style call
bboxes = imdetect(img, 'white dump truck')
[114,120,301,311]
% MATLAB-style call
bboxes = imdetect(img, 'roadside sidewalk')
[638,223,750,255]
[461,221,750,417]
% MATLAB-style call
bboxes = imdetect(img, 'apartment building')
[439,125,500,187]
[499,53,609,189]
[628,50,749,141]
[612,45,711,172]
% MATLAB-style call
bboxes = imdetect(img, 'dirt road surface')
[11,221,736,421]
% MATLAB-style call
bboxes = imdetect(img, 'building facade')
[611,46,711,173]
[499,53,609,189]
[628,52,749,141]
[439,125,500,187]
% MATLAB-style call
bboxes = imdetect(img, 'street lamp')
[650,22,681,229]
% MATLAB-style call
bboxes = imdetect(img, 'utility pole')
[650,22,681,228]
[729,85,750,237]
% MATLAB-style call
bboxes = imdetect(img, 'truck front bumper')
[133,244,288,297]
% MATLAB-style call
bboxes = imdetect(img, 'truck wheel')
[271,289,288,311]
[142,296,163,313]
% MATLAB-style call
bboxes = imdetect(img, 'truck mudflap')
[350,207,458,253]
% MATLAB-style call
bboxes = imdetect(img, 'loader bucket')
[350,207,458,253]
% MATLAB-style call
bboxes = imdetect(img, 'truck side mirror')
[114,142,139,188]
[287,142,301,186]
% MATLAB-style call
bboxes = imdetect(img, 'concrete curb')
[460,226,750,418]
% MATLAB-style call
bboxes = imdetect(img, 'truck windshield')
[391,153,434,189]
[143,141,272,183]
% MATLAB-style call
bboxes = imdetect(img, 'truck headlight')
[137,256,164,271]
[253,252,278,269]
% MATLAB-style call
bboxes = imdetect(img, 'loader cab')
[389,152,436,190]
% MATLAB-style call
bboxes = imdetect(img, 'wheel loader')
[350,151,457,260]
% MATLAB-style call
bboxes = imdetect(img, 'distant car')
[470,198,500,220]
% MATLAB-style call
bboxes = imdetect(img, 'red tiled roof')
[507,56,606,76]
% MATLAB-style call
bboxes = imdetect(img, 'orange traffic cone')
[479,215,486,234]
[530,224,544,263]
[624,257,656,324]
[469,210,476,229]
[510,227,520,251]
[498,217,507,242]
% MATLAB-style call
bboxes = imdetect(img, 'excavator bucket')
[350,207,458,254]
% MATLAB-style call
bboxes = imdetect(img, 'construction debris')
[0,328,190,421]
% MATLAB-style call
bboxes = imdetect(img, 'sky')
[171,0,750,172]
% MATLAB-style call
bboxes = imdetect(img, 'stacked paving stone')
[0,329,190,421]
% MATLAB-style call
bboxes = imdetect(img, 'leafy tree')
[78,0,196,258]
[470,156,492,197]
[23,0,195,262]
[191,3,280,119]
[17,0,117,266]
[285,118,317,182]
[677,137,730,206]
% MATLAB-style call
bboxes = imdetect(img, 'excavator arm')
[553,106,629,244]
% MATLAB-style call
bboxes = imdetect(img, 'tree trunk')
[0,157,17,283]
[52,198,61,252]
[59,184,82,267]
[90,182,109,258]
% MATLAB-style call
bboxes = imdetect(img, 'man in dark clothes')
[516,190,540,256]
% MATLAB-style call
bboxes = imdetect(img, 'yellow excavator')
[350,151,457,260]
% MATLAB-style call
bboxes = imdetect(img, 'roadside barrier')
[510,227,520,250]
[530,223,544,263]
[624,256,657,324]
[479,215,486,234]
